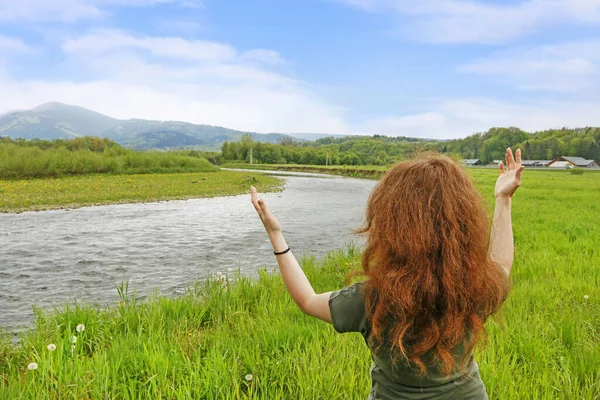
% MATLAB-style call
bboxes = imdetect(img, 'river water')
[0,171,377,331]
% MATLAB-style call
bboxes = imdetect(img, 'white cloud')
[63,30,237,62]
[0,78,348,133]
[0,30,348,134]
[0,0,199,22]
[0,36,34,53]
[2,12,600,139]
[0,0,103,22]
[361,112,448,138]
[460,38,600,92]
[359,98,600,138]
[334,0,600,43]
[239,49,286,66]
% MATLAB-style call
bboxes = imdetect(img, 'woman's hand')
[251,186,281,235]
[495,148,525,199]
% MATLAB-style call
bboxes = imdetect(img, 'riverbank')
[1,243,598,399]
[220,162,600,180]
[220,163,387,179]
[0,170,282,213]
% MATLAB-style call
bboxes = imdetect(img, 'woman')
[250,148,524,399]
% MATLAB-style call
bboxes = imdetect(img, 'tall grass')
[0,169,598,399]
[0,141,217,179]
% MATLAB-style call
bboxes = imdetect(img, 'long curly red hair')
[357,153,510,375]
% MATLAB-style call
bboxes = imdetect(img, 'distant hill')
[286,133,347,141]
[0,102,311,150]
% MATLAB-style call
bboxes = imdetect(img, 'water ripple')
[0,174,375,332]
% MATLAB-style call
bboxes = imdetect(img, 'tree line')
[2,125,598,179]
[221,127,600,166]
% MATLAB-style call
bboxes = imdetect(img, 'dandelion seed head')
[76,324,85,332]
[584,295,589,299]
[245,374,253,381]
[227,268,233,272]
[27,362,38,370]
[216,272,222,277]
[47,344,56,351]
[72,336,77,344]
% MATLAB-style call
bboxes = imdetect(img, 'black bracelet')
[274,247,291,255]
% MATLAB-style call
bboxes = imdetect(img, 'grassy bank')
[1,243,598,399]
[0,137,220,179]
[0,171,282,213]
[220,163,387,179]
[1,164,599,399]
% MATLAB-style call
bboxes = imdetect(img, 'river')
[0,171,377,331]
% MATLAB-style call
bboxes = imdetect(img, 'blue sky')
[1,0,600,138]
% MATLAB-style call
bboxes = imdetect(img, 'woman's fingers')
[250,186,263,215]
[515,148,522,165]
[506,148,514,170]
[258,198,269,214]
[499,161,505,174]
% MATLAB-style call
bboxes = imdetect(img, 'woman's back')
[330,283,489,400]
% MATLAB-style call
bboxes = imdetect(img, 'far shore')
[0,170,282,213]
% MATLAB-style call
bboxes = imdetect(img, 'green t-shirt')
[328,283,489,400]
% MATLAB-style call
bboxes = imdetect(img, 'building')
[461,159,482,166]
[548,161,573,169]
[548,156,600,169]
[521,160,552,167]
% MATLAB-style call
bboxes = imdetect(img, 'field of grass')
[1,168,599,399]
[0,170,282,213]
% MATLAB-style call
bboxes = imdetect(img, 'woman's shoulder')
[330,282,366,301]
[329,282,369,335]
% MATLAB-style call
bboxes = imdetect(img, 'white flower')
[47,344,56,351]
[245,374,253,381]
[27,362,38,370]
[584,295,589,300]
[216,272,222,277]
[72,336,77,344]
[76,324,85,333]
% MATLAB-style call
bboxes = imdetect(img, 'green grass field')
[1,168,599,399]
[0,170,282,213]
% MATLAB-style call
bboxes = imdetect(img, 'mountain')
[0,102,306,150]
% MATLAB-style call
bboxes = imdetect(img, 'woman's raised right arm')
[489,148,524,275]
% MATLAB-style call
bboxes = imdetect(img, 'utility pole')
[250,147,253,165]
